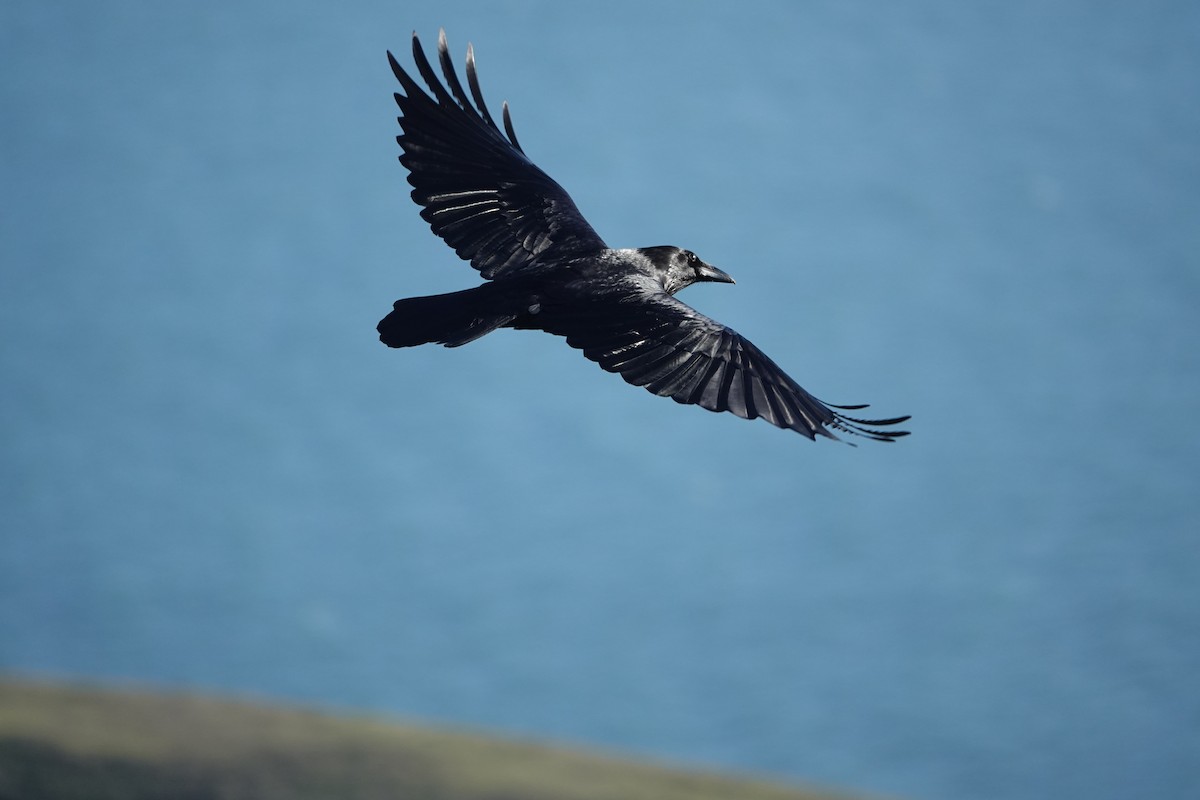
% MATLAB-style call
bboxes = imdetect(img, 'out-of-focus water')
[3,3,1198,799]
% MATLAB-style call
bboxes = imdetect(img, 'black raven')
[378,30,910,443]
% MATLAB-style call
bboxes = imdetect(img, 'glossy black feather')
[539,291,897,441]
[389,31,606,279]
[378,31,911,444]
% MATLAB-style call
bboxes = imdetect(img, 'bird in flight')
[378,30,910,443]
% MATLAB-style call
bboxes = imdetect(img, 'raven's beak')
[697,262,735,284]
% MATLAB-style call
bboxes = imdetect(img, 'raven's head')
[641,246,735,295]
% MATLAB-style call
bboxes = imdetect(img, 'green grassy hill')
[0,677,860,800]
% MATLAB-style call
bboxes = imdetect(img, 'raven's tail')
[377,285,518,348]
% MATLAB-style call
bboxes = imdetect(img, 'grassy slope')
[0,678,855,800]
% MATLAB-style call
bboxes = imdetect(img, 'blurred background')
[2,2,1198,799]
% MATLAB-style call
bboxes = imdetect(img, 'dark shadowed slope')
[0,678,863,800]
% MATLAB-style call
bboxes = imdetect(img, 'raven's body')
[378,31,910,443]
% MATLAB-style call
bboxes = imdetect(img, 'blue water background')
[3,2,1199,799]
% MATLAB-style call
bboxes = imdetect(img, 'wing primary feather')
[840,412,912,427]
[388,53,427,101]
[411,31,456,108]
[436,30,480,118]
[464,43,500,131]
[829,415,911,442]
[502,102,524,153]
[761,380,793,429]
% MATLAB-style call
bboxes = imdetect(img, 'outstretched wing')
[389,31,607,279]
[546,292,911,443]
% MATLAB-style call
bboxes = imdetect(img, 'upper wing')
[546,292,911,443]
[389,31,608,279]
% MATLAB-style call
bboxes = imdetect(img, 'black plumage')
[378,30,910,443]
